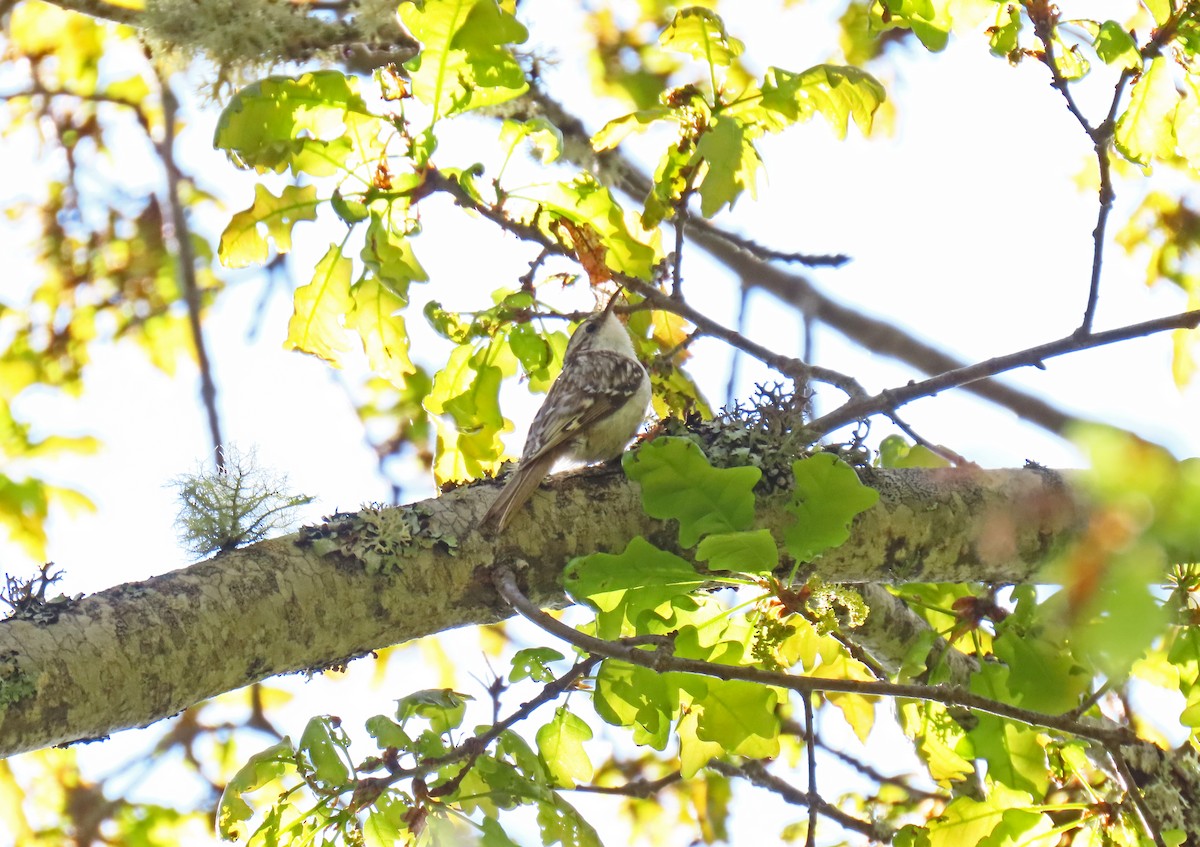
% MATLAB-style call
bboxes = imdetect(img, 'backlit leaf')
[1115,59,1180,166]
[759,65,886,137]
[285,244,354,365]
[564,536,705,638]
[659,7,745,69]
[695,529,778,575]
[215,71,385,176]
[219,184,319,269]
[400,0,529,121]
[694,115,762,216]
[536,707,593,787]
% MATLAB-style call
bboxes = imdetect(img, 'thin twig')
[709,760,890,842]
[803,693,817,847]
[1105,744,1167,847]
[810,737,946,803]
[671,202,688,299]
[508,88,1082,435]
[416,656,601,796]
[492,565,1135,748]
[806,309,1200,437]
[693,226,850,268]
[886,412,970,466]
[569,771,683,798]
[157,73,226,470]
[1066,680,1113,721]
[424,169,867,400]
[725,284,751,407]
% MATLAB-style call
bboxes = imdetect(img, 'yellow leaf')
[220,184,320,269]
[349,275,415,387]
[284,244,354,365]
[1115,59,1180,167]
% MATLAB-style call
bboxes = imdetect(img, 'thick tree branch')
[37,0,418,69]
[0,465,1083,758]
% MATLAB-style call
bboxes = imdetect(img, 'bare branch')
[492,565,1135,748]
[570,771,683,798]
[1105,744,1167,847]
[506,88,1083,435]
[38,0,139,26]
[157,74,226,469]
[423,169,868,399]
[709,760,891,842]
[1028,6,1134,335]
[806,309,1200,437]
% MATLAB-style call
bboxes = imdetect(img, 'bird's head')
[564,289,636,359]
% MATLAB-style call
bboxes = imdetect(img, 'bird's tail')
[478,452,557,536]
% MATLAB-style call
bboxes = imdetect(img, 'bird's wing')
[521,351,646,462]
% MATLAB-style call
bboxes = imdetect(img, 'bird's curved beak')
[602,285,625,316]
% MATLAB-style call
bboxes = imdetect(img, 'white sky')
[2,0,1197,844]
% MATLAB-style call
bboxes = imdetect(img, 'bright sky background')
[2,0,1198,843]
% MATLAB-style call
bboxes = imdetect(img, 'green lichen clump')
[298,504,458,574]
[0,651,35,709]
[142,0,412,82]
[172,448,313,557]
[656,382,815,491]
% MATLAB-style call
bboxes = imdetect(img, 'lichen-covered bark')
[0,465,1078,758]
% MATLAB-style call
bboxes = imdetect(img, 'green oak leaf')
[1115,58,1179,166]
[677,709,724,778]
[659,7,745,68]
[400,0,529,122]
[394,688,471,733]
[536,707,594,787]
[350,276,415,388]
[758,65,886,138]
[871,0,954,51]
[878,434,949,468]
[365,715,414,749]
[216,738,296,839]
[592,107,673,152]
[784,453,879,561]
[361,213,429,296]
[214,71,385,176]
[513,174,661,280]
[694,529,778,575]
[927,787,1048,847]
[694,115,762,216]
[988,3,1021,57]
[592,659,677,750]
[563,536,705,639]
[688,677,780,758]
[296,715,352,790]
[1094,21,1141,70]
[622,437,761,547]
[499,117,563,163]
[426,341,513,483]
[218,184,319,269]
[509,647,564,683]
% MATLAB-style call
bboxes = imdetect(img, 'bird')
[478,292,652,535]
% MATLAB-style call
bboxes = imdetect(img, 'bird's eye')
[585,323,598,333]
